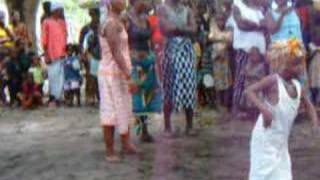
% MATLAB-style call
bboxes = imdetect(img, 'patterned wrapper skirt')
[233,50,249,107]
[162,37,197,112]
[309,52,320,88]
[98,74,134,134]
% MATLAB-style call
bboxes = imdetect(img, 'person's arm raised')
[262,8,292,34]
[245,74,278,128]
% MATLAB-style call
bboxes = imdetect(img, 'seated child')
[18,73,42,109]
[64,44,82,106]
[28,56,44,90]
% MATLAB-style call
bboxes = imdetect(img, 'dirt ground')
[0,107,319,180]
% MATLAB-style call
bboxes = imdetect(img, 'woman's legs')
[219,89,231,109]
[164,101,172,133]
[120,128,138,154]
[64,90,71,106]
[185,107,195,135]
[205,88,216,108]
[0,80,7,105]
[310,88,319,105]
[75,88,81,106]
[140,116,154,143]
[8,80,19,106]
[94,77,100,104]
[103,125,119,162]
[232,50,248,119]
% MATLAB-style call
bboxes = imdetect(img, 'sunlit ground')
[0,107,319,180]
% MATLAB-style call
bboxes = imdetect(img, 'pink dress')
[98,17,134,134]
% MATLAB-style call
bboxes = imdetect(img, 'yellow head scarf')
[267,39,306,73]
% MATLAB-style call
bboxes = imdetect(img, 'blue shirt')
[271,10,303,43]
[64,56,81,82]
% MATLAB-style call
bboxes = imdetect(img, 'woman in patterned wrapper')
[158,0,197,136]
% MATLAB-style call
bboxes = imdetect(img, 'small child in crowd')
[64,44,82,106]
[18,73,42,110]
[209,14,232,110]
[28,56,44,90]
[240,47,267,120]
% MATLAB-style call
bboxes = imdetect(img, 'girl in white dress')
[245,39,319,180]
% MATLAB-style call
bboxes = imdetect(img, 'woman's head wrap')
[267,39,306,72]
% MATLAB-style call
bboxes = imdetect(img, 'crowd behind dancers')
[0,1,319,133]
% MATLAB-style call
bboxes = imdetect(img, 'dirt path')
[0,108,319,180]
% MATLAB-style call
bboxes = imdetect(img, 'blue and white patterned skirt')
[162,37,197,112]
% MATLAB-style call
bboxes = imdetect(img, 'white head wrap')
[51,2,64,12]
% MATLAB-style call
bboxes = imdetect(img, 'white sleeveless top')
[256,75,301,141]
[232,0,266,53]
[250,74,301,180]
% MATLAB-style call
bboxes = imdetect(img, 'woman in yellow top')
[9,11,32,49]
[0,11,14,51]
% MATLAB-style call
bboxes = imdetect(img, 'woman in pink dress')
[99,0,138,162]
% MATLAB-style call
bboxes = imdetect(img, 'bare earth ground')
[0,107,319,180]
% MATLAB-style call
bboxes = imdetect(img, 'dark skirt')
[232,50,249,108]
[162,37,197,112]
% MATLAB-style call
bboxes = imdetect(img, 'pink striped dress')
[98,17,134,134]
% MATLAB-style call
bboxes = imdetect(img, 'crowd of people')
[0,0,320,172]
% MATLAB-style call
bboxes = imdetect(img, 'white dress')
[249,75,301,180]
[232,0,266,54]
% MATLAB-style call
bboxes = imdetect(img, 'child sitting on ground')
[18,73,42,109]
[28,56,44,91]
[64,44,82,106]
